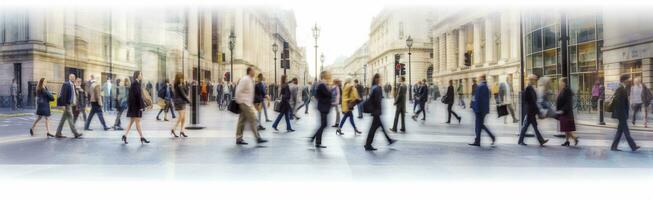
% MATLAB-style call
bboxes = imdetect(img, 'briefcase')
[228,100,240,114]
[496,104,508,117]
[273,100,282,112]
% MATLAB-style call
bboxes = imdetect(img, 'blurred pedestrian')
[444,80,461,124]
[355,80,365,119]
[518,74,549,146]
[112,78,129,130]
[10,79,18,111]
[272,75,294,132]
[234,67,268,145]
[469,74,495,146]
[121,71,151,144]
[336,78,362,135]
[254,73,269,130]
[171,73,190,138]
[630,77,646,126]
[289,78,301,120]
[310,71,332,148]
[610,74,639,151]
[30,78,54,137]
[555,78,579,147]
[296,81,312,115]
[331,79,342,127]
[156,79,175,121]
[55,74,83,139]
[499,80,518,123]
[457,80,465,109]
[363,73,397,151]
[390,76,407,132]
[85,76,110,131]
[412,80,427,121]
[72,78,87,123]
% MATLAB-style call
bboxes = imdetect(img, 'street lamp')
[272,43,278,85]
[320,53,325,73]
[312,23,320,81]
[406,35,413,100]
[229,31,236,82]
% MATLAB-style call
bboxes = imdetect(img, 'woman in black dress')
[271,75,294,132]
[556,77,579,146]
[30,78,55,137]
[122,71,150,144]
[364,73,397,151]
[171,72,190,137]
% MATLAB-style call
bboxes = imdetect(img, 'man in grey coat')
[390,77,407,132]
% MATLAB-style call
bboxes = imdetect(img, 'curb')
[578,121,651,132]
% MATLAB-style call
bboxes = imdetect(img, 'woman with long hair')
[171,73,190,137]
[30,78,55,137]
[336,78,362,135]
[271,75,295,132]
[555,77,579,146]
[364,73,397,151]
[121,71,150,144]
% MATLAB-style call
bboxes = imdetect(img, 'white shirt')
[235,75,255,106]
[630,84,643,104]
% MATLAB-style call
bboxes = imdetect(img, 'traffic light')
[282,42,290,69]
[394,54,401,76]
[400,63,406,75]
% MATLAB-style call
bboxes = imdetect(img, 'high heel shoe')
[170,130,179,138]
[355,130,362,134]
[574,137,579,146]
[29,128,34,136]
[121,135,128,144]
[140,137,150,144]
[180,132,188,138]
[46,133,55,138]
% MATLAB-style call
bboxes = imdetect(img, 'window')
[532,29,542,52]
[543,26,557,50]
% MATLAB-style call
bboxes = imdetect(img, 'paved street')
[0,99,652,182]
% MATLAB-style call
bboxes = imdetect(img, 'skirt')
[175,103,186,111]
[126,108,143,118]
[558,114,576,132]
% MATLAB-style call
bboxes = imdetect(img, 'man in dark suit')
[412,80,428,121]
[55,74,83,139]
[391,77,407,132]
[611,74,640,151]
[444,80,461,123]
[469,74,495,146]
[518,74,549,146]
[355,80,365,118]
[311,71,333,148]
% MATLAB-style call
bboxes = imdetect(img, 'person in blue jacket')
[469,74,495,146]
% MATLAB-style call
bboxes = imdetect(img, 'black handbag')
[496,104,508,117]
[228,100,240,114]
[273,99,282,112]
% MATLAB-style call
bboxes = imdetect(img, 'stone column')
[485,17,496,64]
[433,36,440,72]
[439,33,447,71]
[446,31,456,71]
[458,27,466,69]
[500,12,511,62]
[473,20,482,65]
[510,11,520,60]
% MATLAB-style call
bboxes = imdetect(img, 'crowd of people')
[25,66,652,152]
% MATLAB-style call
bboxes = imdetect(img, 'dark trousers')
[365,115,393,147]
[518,115,545,144]
[85,102,108,129]
[473,112,495,144]
[612,119,638,150]
[156,100,176,119]
[56,105,80,136]
[413,100,418,112]
[357,103,363,118]
[414,101,426,119]
[297,99,311,114]
[447,103,461,122]
[272,110,292,130]
[72,105,87,123]
[338,111,358,131]
[312,112,328,145]
[392,109,405,130]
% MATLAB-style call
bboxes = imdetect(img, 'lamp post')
[406,35,413,100]
[320,53,325,73]
[272,43,278,85]
[364,64,367,86]
[312,23,320,81]
[229,31,235,82]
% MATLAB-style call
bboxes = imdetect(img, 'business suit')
[392,83,407,131]
[311,81,332,146]
[611,84,639,151]
[413,84,428,120]
[55,80,82,138]
[444,85,461,123]
[365,85,395,150]
[518,85,546,145]
[470,81,495,146]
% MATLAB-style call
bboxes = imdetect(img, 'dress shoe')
[156,116,161,121]
[561,141,570,146]
[257,126,265,131]
[421,118,425,121]
[73,134,83,139]
[55,134,67,139]
[287,129,296,132]
[610,148,621,151]
[104,127,111,131]
[388,139,397,145]
[256,138,268,144]
[84,128,93,131]
[164,119,169,121]
[315,145,327,148]
[632,146,641,152]
[331,124,339,128]
[272,127,279,132]
[336,129,344,135]
[491,137,496,145]
[364,146,377,151]
[411,116,417,121]
[236,140,248,145]
[468,143,481,147]
[457,117,462,124]
[540,139,549,146]
[46,133,55,138]
[389,128,397,132]
[114,126,124,131]
[518,142,527,146]
[266,119,273,122]
[399,129,406,132]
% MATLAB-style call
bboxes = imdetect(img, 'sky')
[284,3,383,78]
